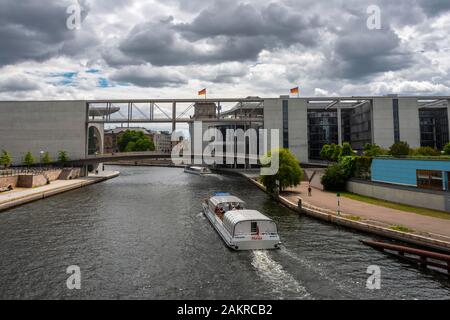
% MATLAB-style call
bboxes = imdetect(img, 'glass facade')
[349,103,372,152]
[419,108,449,150]
[307,110,338,159]
[282,100,289,149]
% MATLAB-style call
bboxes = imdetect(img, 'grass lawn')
[341,192,450,221]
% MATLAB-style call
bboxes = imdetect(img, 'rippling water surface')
[0,166,449,299]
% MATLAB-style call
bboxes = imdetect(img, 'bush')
[363,143,387,157]
[260,149,304,193]
[354,156,373,179]
[389,141,410,157]
[443,143,450,155]
[320,144,332,161]
[23,152,34,167]
[341,142,354,157]
[411,146,441,156]
[321,164,349,191]
[331,144,342,162]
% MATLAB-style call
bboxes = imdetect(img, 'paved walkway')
[0,171,119,209]
[283,182,450,242]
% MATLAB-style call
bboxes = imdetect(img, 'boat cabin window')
[251,222,258,234]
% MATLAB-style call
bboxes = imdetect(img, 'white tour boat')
[202,193,281,250]
[184,165,212,175]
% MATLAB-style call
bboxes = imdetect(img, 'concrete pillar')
[398,98,420,148]
[337,106,342,145]
[172,102,176,132]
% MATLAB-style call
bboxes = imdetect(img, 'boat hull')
[202,204,280,251]
[184,168,211,175]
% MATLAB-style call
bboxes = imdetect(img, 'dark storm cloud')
[104,2,323,67]
[0,0,92,66]
[418,0,450,17]
[110,66,188,87]
[178,1,321,46]
[325,17,415,79]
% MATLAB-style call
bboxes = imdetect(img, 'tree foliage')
[42,152,51,164]
[260,149,304,193]
[23,152,34,167]
[321,164,349,191]
[118,130,155,152]
[389,141,410,157]
[444,143,450,155]
[411,146,441,156]
[57,151,69,164]
[0,150,12,168]
[341,142,354,157]
[363,143,387,157]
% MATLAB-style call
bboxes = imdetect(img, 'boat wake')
[279,247,353,295]
[251,250,312,299]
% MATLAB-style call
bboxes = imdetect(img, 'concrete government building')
[1,96,450,165]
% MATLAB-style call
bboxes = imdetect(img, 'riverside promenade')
[0,171,119,212]
[235,169,450,252]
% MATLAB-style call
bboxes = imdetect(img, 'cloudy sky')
[1,0,450,101]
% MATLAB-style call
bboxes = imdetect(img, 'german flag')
[198,88,207,96]
[290,87,299,95]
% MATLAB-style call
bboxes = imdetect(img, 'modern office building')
[263,96,450,163]
[1,96,450,165]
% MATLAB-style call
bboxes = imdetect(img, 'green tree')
[321,163,348,191]
[320,144,332,161]
[331,144,342,162]
[42,152,51,164]
[341,142,354,157]
[389,141,410,157]
[444,143,450,155]
[57,151,69,164]
[23,152,34,167]
[0,150,12,168]
[364,143,382,157]
[260,149,304,193]
[411,146,441,156]
[320,143,340,162]
[321,156,356,191]
[118,130,155,152]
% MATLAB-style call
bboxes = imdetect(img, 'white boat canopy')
[209,195,245,207]
[222,210,276,236]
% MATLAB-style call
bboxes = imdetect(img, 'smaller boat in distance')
[184,165,212,175]
[202,193,281,250]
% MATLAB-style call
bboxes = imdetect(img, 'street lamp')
[40,151,45,170]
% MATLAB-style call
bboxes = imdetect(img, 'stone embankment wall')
[0,168,83,190]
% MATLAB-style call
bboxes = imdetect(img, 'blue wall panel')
[371,159,450,186]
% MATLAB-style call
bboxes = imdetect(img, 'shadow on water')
[0,165,448,299]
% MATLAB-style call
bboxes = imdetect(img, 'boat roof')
[224,210,273,224]
[209,195,245,206]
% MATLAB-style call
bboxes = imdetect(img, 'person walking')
[308,185,312,197]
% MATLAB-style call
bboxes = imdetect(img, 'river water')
[0,166,449,299]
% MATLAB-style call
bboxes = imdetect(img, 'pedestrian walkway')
[0,171,119,211]
[283,182,450,242]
